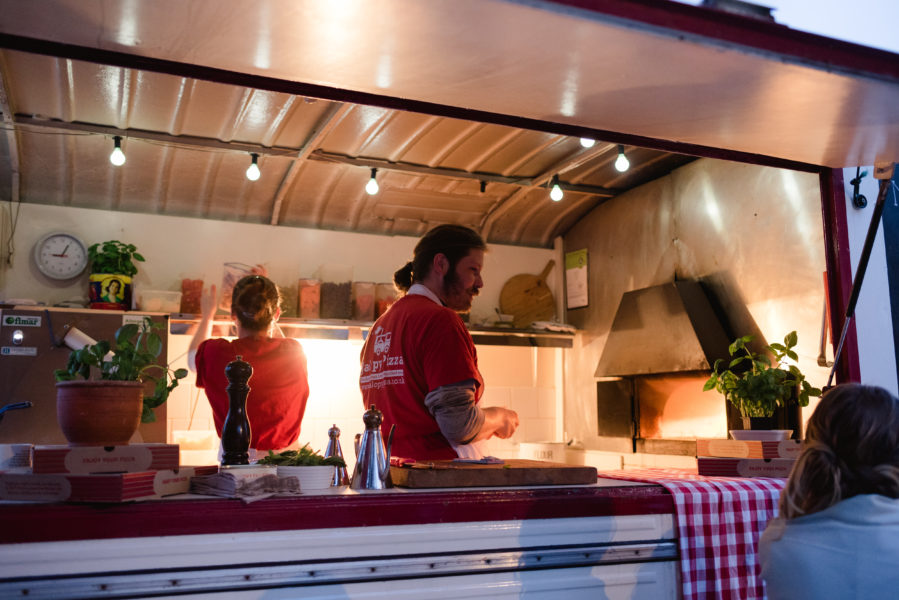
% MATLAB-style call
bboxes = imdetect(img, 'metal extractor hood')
[595,281,733,377]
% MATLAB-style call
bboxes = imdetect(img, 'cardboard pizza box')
[31,443,180,474]
[697,457,795,478]
[0,465,217,502]
[696,438,801,460]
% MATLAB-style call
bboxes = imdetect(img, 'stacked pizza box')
[696,438,801,478]
[0,443,217,502]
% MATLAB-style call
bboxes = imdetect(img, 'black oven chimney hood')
[595,281,732,377]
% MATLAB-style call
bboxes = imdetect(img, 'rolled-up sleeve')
[423,379,484,445]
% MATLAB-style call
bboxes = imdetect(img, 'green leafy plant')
[703,330,822,418]
[257,444,346,468]
[54,317,188,423]
[88,240,145,276]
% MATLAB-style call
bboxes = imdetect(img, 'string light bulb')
[365,168,379,195]
[579,137,595,148]
[245,153,261,181]
[614,144,630,172]
[549,174,564,202]
[109,136,126,166]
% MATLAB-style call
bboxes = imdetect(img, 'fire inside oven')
[596,374,728,455]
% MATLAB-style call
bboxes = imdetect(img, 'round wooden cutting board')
[498,260,555,329]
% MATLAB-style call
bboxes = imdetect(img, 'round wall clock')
[33,231,89,280]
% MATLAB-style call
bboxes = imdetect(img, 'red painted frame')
[1,485,673,544]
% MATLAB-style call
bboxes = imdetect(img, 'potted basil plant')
[703,331,822,431]
[87,240,145,310]
[54,317,188,446]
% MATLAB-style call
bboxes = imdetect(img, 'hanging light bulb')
[109,136,126,166]
[614,144,630,172]
[245,153,261,181]
[579,137,595,148]
[549,174,564,202]
[365,168,379,195]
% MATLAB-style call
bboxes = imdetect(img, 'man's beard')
[442,268,477,312]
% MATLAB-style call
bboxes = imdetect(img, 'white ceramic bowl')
[729,429,793,441]
[276,465,334,491]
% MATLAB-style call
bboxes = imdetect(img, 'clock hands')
[52,244,71,258]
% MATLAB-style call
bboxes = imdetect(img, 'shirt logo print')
[373,326,392,355]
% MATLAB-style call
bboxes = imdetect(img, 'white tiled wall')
[165,333,566,466]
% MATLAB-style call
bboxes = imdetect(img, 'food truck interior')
[1,0,897,462]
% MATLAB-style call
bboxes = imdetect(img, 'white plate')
[729,429,792,441]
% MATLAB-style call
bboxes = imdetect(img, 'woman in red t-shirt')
[188,273,309,461]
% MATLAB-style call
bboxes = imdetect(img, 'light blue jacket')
[759,494,899,599]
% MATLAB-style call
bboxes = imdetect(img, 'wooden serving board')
[498,260,555,329]
[390,459,598,488]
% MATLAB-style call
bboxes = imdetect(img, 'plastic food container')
[138,290,183,313]
[375,282,397,318]
[180,278,203,314]
[317,264,353,319]
[353,281,375,321]
[220,262,253,311]
[280,282,298,318]
[298,278,321,319]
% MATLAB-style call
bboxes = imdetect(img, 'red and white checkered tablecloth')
[600,468,785,600]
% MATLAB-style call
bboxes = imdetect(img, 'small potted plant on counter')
[703,330,821,439]
[54,317,188,446]
[87,240,145,310]
[258,445,347,490]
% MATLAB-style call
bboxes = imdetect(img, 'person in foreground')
[359,224,519,461]
[188,273,310,461]
[759,383,899,599]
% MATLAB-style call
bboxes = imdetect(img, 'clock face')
[33,232,89,280]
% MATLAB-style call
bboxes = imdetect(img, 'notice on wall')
[565,249,588,309]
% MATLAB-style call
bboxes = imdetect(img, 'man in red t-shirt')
[359,225,519,460]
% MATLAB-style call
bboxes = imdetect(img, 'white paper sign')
[565,249,588,309]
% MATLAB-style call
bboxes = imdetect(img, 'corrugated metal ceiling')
[0,49,692,247]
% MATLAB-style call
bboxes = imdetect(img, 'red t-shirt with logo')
[359,294,483,460]
[196,337,310,451]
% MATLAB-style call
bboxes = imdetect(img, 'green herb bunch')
[703,330,821,418]
[257,444,347,468]
[54,317,188,423]
[88,240,145,276]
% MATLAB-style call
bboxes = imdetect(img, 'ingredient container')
[298,278,321,319]
[138,290,183,313]
[353,281,375,321]
[280,281,298,317]
[220,262,253,311]
[317,264,353,319]
[180,278,203,314]
[375,282,397,317]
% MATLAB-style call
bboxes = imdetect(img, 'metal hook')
[850,166,867,209]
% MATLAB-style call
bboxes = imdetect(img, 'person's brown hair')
[780,383,899,519]
[231,275,280,332]
[393,224,487,292]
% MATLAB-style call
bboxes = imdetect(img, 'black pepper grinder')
[221,355,252,466]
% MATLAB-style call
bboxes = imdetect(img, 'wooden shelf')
[168,315,575,347]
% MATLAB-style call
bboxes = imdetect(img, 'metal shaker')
[350,404,395,490]
[325,423,350,486]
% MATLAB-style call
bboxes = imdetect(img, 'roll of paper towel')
[63,327,114,361]
[63,326,97,351]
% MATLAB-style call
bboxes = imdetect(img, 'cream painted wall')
[0,203,560,327]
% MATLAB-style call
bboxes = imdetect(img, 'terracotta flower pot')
[56,380,144,446]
